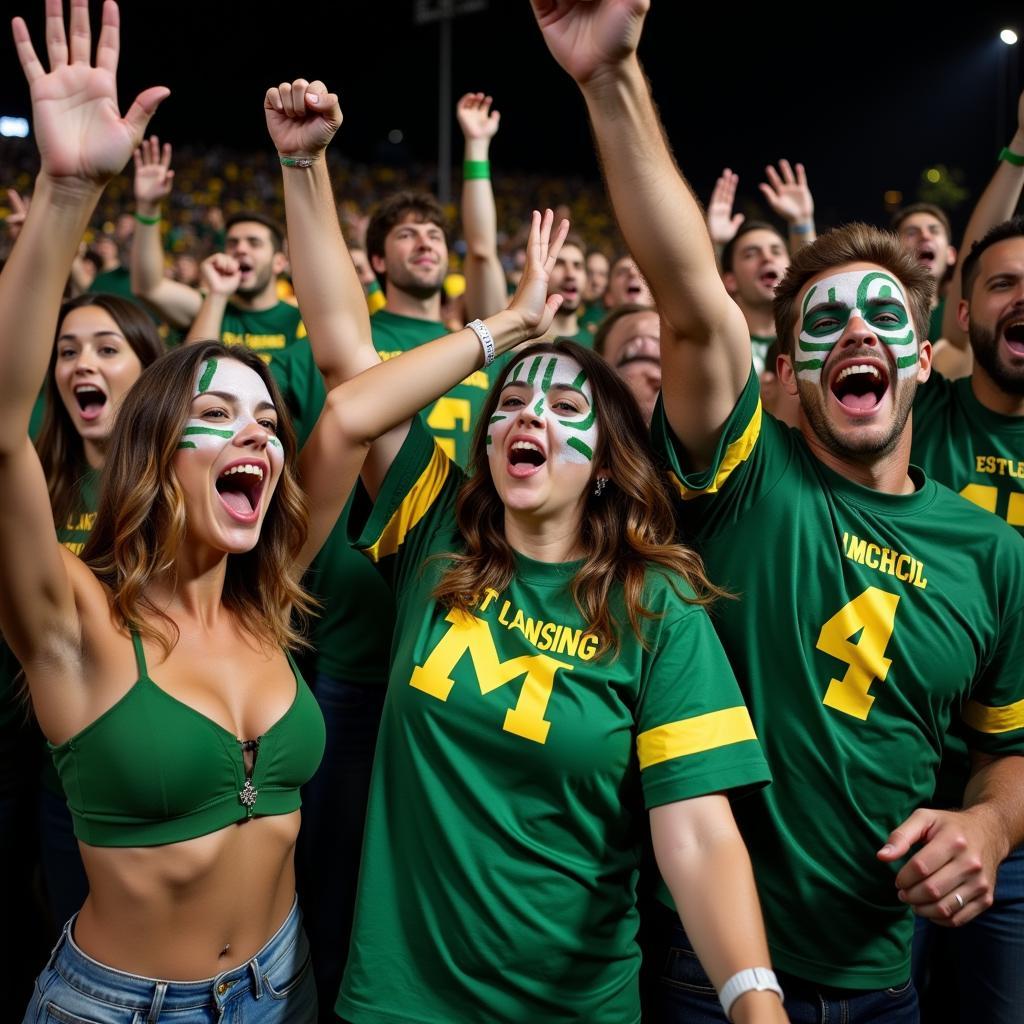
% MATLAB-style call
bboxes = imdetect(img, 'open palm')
[13,1,168,185]
[531,0,650,84]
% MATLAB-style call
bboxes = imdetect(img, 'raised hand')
[264,78,342,158]
[707,168,744,247]
[12,0,168,187]
[531,0,650,85]
[508,209,570,338]
[133,136,173,205]
[759,160,814,226]
[456,93,501,142]
[200,253,241,297]
[5,189,30,239]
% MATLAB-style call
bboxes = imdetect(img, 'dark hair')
[432,340,724,656]
[593,303,657,357]
[365,191,450,282]
[224,211,285,254]
[82,342,313,655]
[37,294,165,533]
[960,216,1024,301]
[721,221,787,273]
[773,224,934,357]
[890,202,951,239]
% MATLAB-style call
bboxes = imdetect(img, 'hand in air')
[133,136,174,205]
[508,209,570,339]
[200,253,241,297]
[707,168,744,246]
[530,0,650,85]
[5,189,30,239]
[264,78,342,158]
[759,160,813,226]
[456,92,501,142]
[12,0,168,186]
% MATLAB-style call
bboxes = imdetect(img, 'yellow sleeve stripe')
[668,400,762,501]
[637,706,757,770]
[963,697,1024,734]
[361,442,450,564]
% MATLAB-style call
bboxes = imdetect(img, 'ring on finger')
[952,891,965,911]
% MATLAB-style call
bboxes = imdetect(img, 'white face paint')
[179,357,283,457]
[488,353,598,466]
[795,269,919,383]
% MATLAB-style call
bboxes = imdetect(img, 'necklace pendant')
[239,778,258,815]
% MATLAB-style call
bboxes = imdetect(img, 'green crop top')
[49,632,326,847]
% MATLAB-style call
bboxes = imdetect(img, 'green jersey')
[578,302,606,341]
[336,417,769,1024]
[651,370,1024,988]
[220,301,306,364]
[750,333,775,377]
[928,298,945,343]
[88,266,134,303]
[911,371,1024,805]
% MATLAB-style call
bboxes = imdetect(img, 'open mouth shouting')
[915,244,936,268]
[74,383,108,422]
[507,436,547,478]
[215,459,268,523]
[829,360,890,415]
[1002,315,1024,357]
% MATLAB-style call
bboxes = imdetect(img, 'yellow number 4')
[817,587,900,720]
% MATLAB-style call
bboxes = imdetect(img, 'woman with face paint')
[269,81,786,1024]
[3,9,585,1021]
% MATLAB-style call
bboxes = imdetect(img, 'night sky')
[1,1,1023,236]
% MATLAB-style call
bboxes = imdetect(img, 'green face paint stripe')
[526,356,542,386]
[855,271,902,309]
[827,287,836,303]
[879,285,892,298]
[268,438,282,448]
[533,395,545,416]
[793,358,826,371]
[567,437,593,461]
[486,434,492,444]
[541,357,557,394]
[799,339,844,352]
[896,353,920,369]
[558,406,596,431]
[512,360,525,382]
[488,414,506,424]
[877,329,915,347]
[197,359,217,394]
[570,369,588,390]
[801,285,818,318]
[182,426,235,438]
[177,441,197,449]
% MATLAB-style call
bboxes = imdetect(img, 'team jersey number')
[427,397,473,461]
[960,484,1024,528]
[817,586,900,720]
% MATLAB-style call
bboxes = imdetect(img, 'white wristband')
[719,967,783,1021]
[466,318,495,367]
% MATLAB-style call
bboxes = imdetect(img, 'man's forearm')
[183,290,228,345]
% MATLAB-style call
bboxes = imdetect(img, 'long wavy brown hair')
[37,294,165,533]
[433,340,725,656]
[81,342,314,655]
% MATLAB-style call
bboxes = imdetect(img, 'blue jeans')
[912,845,1024,1024]
[21,898,317,1023]
[295,674,385,1023]
[645,902,919,1024]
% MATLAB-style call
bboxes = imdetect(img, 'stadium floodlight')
[1001,28,1018,45]
[0,117,29,138]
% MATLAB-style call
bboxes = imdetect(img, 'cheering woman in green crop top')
[5,5,572,1022]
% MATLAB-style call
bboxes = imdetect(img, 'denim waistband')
[46,897,303,1016]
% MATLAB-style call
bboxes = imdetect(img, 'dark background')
[2,1,1024,235]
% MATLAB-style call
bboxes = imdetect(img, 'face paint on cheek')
[794,270,919,384]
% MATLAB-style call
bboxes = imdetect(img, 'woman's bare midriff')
[73,810,300,980]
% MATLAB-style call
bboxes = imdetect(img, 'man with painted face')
[531,2,1024,1021]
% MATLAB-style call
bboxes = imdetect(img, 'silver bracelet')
[719,967,783,1021]
[466,318,495,367]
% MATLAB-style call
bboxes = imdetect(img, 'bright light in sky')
[0,117,28,138]
[1001,28,1018,45]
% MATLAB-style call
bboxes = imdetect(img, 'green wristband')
[133,211,161,226]
[463,160,491,180]
[999,147,1024,167]
[280,155,318,169]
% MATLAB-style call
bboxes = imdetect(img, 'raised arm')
[457,92,508,320]
[531,0,750,468]
[0,0,165,665]
[295,208,568,567]
[940,89,1024,356]
[129,134,201,328]
[183,252,240,343]
[760,159,816,253]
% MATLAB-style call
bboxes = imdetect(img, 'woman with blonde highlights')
[5,6,568,1022]
[268,78,786,1024]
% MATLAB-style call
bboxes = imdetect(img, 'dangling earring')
[593,476,608,497]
